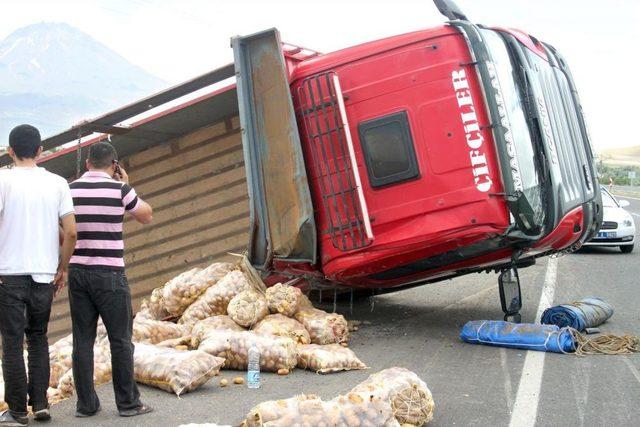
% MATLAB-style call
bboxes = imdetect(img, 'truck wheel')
[620,245,634,253]
[504,313,522,323]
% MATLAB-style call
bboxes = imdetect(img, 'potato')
[252,314,310,345]
[277,368,289,376]
[233,376,245,385]
[294,308,349,345]
[133,343,224,396]
[162,263,233,316]
[198,331,297,372]
[228,290,269,328]
[266,283,304,317]
[179,270,251,326]
[350,367,435,426]
[220,379,229,387]
[241,391,397,426]
[190,315,245,348]
[132,317,189,344]
[297,344,367,374]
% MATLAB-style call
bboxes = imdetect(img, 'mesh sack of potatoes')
[49,333,112,388]
[55,357,113,400]
[252,314,310,345]
[179,270,251,326]
[198,330,297,372]
[155,336,193,350]
[145,286,172,320]
[298,292,314,309]
[227,290,269,328]
[297,344,367,374]
[132,317,190,344]
[136,299,155,320]
[162,263,233,316]
[294,307,349,345]
[265,283,305,317]
[350,367,435,426]
[133,343,224,396]
[191,315,245,348]
[242,392,400,427]
[158,267,202,316]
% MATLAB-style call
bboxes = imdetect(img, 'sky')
[1,0,639,151]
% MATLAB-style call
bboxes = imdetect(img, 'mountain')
[0,22,167,145]
[599,145,640,167]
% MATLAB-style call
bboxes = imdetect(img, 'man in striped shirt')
[68,142,153,418]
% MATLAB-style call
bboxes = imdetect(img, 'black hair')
[88,142,118,169]
[9,124,41,159]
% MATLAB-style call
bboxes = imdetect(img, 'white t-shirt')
[0,166,74,283]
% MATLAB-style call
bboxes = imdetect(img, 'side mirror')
[618,199,630,208]
[499,268,522,315]
[433,0,469,21]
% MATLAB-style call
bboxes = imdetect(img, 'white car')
[584,186,636,253]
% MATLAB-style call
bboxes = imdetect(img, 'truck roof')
[291,25,457,80]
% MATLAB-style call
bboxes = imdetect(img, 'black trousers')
[0,275,54,417]
[68,268,141,414]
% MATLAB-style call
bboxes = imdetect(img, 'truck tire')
[620,245,634,253]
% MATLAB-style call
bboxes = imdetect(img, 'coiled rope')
[568,328,640,356]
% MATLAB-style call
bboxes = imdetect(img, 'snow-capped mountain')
[0,22,166,145]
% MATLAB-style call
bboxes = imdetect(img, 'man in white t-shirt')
[0,125,77,426]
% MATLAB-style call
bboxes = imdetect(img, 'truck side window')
[358,111,419,188]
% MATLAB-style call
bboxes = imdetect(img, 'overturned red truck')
[233,0,602,321]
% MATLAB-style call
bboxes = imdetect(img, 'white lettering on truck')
[451,69,492,193]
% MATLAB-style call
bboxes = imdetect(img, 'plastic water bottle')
[247,342,260,389]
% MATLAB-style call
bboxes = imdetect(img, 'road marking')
[622,357,640,385]
[613,194,640,201]
[631,212,640,218]
[500,348,514,410]
[509,257,558,427]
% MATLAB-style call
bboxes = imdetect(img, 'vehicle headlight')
[623,219,633,227]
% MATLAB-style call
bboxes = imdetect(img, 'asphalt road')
[49,197,640,426]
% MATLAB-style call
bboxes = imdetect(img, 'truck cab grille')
[297,72,373,251]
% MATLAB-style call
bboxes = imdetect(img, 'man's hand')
[52,267,67,297]
[115,165,129,184]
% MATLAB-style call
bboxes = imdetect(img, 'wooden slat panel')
[126,197,249,252]
[125,166,247,235]
[132,143,244,198]
[128,129,241,183]
[131,163,247,210]
[127,121,230,169]
[127,231,248,283]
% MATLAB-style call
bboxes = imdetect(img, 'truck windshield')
[480,29,545,232]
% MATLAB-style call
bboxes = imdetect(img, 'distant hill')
[599,145,640,167]
[0,22,166,145]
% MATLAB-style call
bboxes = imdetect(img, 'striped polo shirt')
[69,171,140,270]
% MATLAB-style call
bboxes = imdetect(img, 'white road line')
[509,258,558,427]
[632,212,640,218]
[500,347,514,410]
[622,358,640,385]
[613,194,640,201]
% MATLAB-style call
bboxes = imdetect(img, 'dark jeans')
[68,268,141,414]
[0,275,54,417]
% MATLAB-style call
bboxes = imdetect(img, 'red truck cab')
[232,0,601,320]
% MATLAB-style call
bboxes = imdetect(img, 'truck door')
[232,29,317,270]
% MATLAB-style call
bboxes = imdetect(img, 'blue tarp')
[460,320,575,353]
[541,297,614,331]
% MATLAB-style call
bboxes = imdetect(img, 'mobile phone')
[113,160,122,178]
